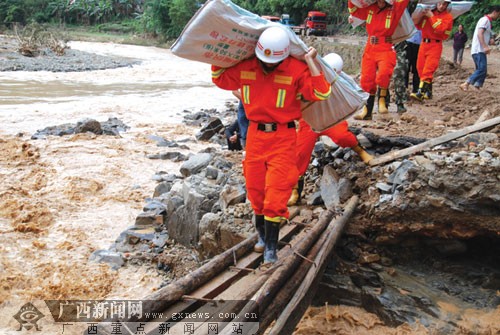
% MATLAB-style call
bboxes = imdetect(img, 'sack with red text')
[171,0,368,132]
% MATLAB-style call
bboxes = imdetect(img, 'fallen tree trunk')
[369,116,500,166]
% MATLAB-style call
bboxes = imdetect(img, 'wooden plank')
[369,116,500,166]
[268,196,359,335]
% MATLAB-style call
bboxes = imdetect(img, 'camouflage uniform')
[393,41,408,113]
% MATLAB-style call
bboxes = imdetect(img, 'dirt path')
[351,41,500,139]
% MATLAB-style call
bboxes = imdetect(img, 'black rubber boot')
[297,176,304,200]
[254,215,265,253]
[354,94,375,120]
[410,81,428,102]
[263,219,280,264]
[424,82,432,99]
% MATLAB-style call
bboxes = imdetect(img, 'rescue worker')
[410,0,453,101]
[348,0,410,120]
[211,26,331,264]
[288,53,373,206]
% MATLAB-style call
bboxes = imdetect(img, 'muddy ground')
[0,34,499,334]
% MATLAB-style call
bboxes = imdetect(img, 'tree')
[167,0,198,37]
[140,0,171,36]
[453,0,500,37]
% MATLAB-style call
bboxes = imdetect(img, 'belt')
[257,121,295,132]
[423,38,442,43]
[368,36,393,45]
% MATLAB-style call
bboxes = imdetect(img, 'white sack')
[412,2,474,21]
[171,0,368,132]
[350,9,417,44]
[350,0,376,8]
[392,10,418,44]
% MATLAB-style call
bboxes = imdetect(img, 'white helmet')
[323,53,343,74]
[255,27,290,64]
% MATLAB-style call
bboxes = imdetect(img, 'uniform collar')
[485,14,493,22]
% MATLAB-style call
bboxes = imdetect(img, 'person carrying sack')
[410,0,453,101]
[211,26,331,264]
[349,0,410,120]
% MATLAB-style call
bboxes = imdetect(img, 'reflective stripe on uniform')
[432,19,442,29]
[367,10,373,24]
[264,216,285,223]
[211,68,225,79]
[242,85,250,104]
[313,86,332,100]
[385,13,391,29]
[276,89,286,108]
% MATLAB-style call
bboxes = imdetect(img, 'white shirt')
[471,15,492,55]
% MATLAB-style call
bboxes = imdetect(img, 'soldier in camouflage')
[393,41,408,113]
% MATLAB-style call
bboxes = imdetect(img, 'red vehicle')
[292,11,328,36]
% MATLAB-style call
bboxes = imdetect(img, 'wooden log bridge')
[94,196,359,335]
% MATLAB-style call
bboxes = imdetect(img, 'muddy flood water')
[0,41,495,335]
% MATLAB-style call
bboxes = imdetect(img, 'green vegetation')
[0,0,497,43]
[452,0,500,37]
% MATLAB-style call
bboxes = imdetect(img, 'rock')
[205,165,219,180]
[89,250,124,270]
[219,183,246,210]
[195,117,224,141]
[376,182,392,193]
[168,189,205,246]
[75,118,103,134]
[153,181,172,197]
[135,209,164,227]
[319,165,352,207]
[387,160,417,191]
[179,153,212,177]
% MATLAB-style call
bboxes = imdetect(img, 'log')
[143,208,301,312]
[255,217,333,333]
[143,234,257,314]
[160,217,319,335]
[219,207,338,334]
[369,116,500,166]
[268,195,359,335]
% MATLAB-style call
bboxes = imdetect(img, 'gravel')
[0,36,139,72]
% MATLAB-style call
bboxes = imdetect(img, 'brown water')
[0,41,232,334]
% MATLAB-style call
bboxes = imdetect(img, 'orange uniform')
[348,0,409,94]
[296,119,358,176]
[415,9,453,82]
[212,57,330,219]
